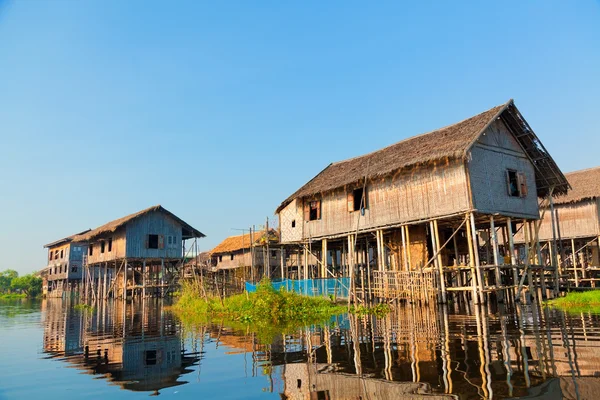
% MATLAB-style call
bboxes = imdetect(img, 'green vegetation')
[350,303,391,317]
[546,290,600,312]
[173,280,346,340]
[0,293,27,300]
[74,304,96,312]
[0,269,42,298]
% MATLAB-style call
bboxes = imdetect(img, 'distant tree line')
[0,269,42,298]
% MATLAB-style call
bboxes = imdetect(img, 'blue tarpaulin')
[245,278,350,299]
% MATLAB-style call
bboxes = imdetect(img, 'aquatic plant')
[350,303,391,317]
[0,293,26,300]
[546,290,600,311]
[74,304,96,312]
[172,279,346,340]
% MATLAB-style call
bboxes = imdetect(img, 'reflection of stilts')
[439,304,452,393]
[474,303,492,399]
[500,306,514,397]
[516,303,531,388]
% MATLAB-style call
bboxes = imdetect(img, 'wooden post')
[280,247,285,280]
[470,213,485,304]
[524,221,534,302]
[161,258,165,297]
[103,262,108,300]
[433,219,447,304]
[123,259,128,299]
[142,259,146,299]
[506,218,518,288]
[466,213,478,304]
[405,225,412,271]
[250,227,255,282]
[549,193,560,295]
[490,216,503,302]
[347,234,354,307]
[321,239,328,278]
[401,225,408,272]
[572,238,578,287]
[265,217,270,279]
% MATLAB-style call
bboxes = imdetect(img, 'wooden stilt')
[401,225,408,272]
[466,213,478,304]
[405,226,412,271]
[470,213,485,304]
[321,239,327,278]
[571,238,578,287]
[490,216,503,302]
[433,219,447,304]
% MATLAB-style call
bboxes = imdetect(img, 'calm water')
[1,298,599,399]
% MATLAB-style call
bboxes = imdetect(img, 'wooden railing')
[372,270,437,301]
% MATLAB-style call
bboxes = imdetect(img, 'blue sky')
[0,1,599,274]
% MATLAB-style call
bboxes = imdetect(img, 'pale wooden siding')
[125,211,182,259]
[87,230,127,264]
[279,199,303,243]
[297,159,470,241]
[214,248,280,270]
[538,201,599,241]
[468,120,539,219]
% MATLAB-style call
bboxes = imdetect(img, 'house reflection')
[41,298,200,393]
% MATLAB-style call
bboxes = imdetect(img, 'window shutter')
[158,235,165,249]
[505,170,512,196]
[518,173,528,197]
[316,200,321,220]
[145,235,149,249]
[304,201,310,221]
[347,192,354,212]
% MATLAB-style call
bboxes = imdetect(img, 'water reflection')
[39,298,600,399]
[41,298,200,394]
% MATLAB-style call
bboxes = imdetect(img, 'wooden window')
[145,350,157,366]
[506,170,528,198]
[89,245,93,256]
[108,238,112,252]
[147,234,162,249]
[348,187,366,212]
[71,266,77,273]
[100,241,105,253]
[230,254,234,260]
[291,220,296,228]
[219,255,223,262]
[517,172,528,197]
[304,200,321,221]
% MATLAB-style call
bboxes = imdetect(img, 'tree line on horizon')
[0,269,42,298]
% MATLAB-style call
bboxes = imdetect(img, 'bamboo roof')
[210,229,278,255]
[554,166,600,205]
[44,229,91,248]
[72,205,204,242]
[276,100,569,213]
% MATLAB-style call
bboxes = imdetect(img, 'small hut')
[276,99,569,303]
[515,166,600,287]
[210,229,281,286]
[72,205,204,300]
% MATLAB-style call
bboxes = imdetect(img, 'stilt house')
[276,99,569,303]
[43,230,90,298]
[210,229,281,281]
[72,205,204,299]
[515,166,600,286]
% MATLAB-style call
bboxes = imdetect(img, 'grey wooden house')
[515,166,600,286]
[72,205,204,299]
[43,230,90,298]
[276,99,569,304]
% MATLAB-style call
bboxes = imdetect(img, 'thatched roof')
[44,229,91,248]
[72,205,204,242]
[276,99,569,213]
[210,229,278,255]
[554,166,600,205]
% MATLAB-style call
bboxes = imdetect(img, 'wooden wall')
[87,229,127,264]
[468,119,539,219]
[125,211,183,259]
[46,242,87,281]
[213,248,281,270]
[515,200,600,242]
[279,159,471,243]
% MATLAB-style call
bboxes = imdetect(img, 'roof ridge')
[565,166,600,175]
[331,100,510,166]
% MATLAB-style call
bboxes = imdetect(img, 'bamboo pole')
[572,238,578,287]
[507,218,518,296]
[401,225,408,272]
[405,226,412,271]
[321,239,327,278]
[470,213,485,304]
[432,220,446,303]
[490,216,504,302]
[466,213,478,303]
